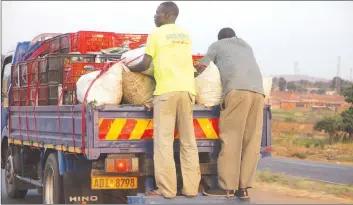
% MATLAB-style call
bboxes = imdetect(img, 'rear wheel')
[5,147,28,198]
[43,153,64,204]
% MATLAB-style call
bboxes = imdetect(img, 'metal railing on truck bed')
[8,104,272,160]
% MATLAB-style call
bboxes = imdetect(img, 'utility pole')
[294,61,299,75]
[335,56,341,95]
[350,68,352,82]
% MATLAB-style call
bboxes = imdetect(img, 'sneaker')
[235,188,249,199]
[203,186,235,197]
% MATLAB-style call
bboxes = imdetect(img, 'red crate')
[113,33,148,49]
[19,58,48,87]
[63,62,104,90]
[11,87,21,106]
[46,54,96,85]
[40,34,71,55]
[29,85,49,106]
[20,88,27,106]
[70,31,115,54]
[19,63,28,88]
[192,55,204,66]
[11,65,20,88]
[38,58,48,85]
[17,86,49,106]
[24,59,39,87]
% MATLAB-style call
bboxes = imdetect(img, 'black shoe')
[203,186,235,197]
[235,188,249,199]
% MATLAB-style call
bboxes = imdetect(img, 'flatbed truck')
[1,42,272,204]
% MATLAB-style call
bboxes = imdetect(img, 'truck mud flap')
[127,193,250,204]
[63,172,104,204]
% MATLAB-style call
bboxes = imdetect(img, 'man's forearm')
[128,62,148,72]
[127,54,153,72]
[194,64,207,77]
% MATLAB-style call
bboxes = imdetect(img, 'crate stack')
[10,31,203,106]
[10,31,149,106]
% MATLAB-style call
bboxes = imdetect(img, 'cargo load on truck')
[1,31,272,204]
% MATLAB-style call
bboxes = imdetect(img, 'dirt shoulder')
[250,189,347,204]
[252,172,353,204]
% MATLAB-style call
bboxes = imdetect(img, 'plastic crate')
[17,86,49,106]
[20,88,27,106]
[192,55,204,66]
[113,33,148,49]
[40,34,71,55]
[11,87,21,106]
[29,85,49,106]
[22,59,39,88]
[63,62,105,90]
[48,84,76,105]
[19,63,28,88]
[70,31,114,54]
[38,58,48,85]
[11,65,20,88]
[19,58,47,88]
[46,54,96,85]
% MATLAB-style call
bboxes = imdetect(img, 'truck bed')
[8,104,271,160]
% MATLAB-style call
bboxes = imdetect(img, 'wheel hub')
[5,155,15,189]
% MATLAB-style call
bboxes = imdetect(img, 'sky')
[2,1,353,80]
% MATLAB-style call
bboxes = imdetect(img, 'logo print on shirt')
[166,33,190,45]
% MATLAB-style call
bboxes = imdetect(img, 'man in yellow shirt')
[125,1,201,199]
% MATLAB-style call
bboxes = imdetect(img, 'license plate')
[91,177,138,190]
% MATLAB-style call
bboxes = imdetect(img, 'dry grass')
[254,171,353,204]
[272,132,353,165]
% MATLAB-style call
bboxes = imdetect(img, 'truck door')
[1,55,13,133]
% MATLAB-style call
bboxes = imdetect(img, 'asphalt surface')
[257,157,353,185]
[1,157,353,204]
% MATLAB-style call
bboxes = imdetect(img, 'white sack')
[262,76,273,102]
[76,62,123,106]
[195,61,222,107]
[121,47,154,77]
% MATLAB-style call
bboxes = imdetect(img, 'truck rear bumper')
[128,193,250,204]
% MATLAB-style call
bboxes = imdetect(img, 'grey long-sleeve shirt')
[200,37,264,96]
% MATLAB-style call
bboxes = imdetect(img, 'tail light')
[265,147,272,152]
[105,158,138,173]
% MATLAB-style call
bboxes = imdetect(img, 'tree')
[343,85,353,104]
[331,77,353,94]
[314,116,343,144]
[287,81,297,92]
[317,88,326,95]
[278,77,287,91]
[341,85,353,139]
[341,107,353,138]
[271,77,279,91]
[331,77,341,90]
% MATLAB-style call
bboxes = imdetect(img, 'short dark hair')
[218,27,236,40]
[160,1,179,18]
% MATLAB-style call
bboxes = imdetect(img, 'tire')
[42,153,64,204]
[5,147,28,199]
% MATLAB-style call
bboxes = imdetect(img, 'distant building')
[270,91,349,112]
[280,100,300,110]
[325,90,337,96]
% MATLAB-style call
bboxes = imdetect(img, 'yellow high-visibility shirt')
[145,24,196,96]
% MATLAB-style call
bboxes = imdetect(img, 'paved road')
[257,157,353,185]
[2,157,353,204]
